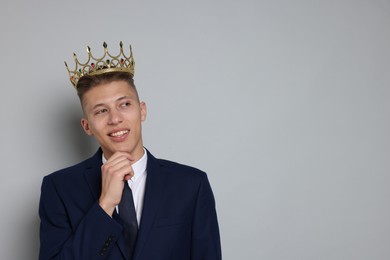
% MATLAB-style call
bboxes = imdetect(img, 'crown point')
[66,41,135,88]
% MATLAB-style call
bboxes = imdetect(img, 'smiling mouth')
[109,130,129,137]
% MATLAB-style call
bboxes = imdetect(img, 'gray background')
[1,0,389,259]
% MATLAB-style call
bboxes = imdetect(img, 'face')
[80,80,147,160]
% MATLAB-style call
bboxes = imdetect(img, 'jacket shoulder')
[154,157,208,182]
[158,158,203,171]
[44,153,98,181]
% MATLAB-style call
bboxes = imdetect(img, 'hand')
[99,152,134,216]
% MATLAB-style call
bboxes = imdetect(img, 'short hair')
[76,71,138,103]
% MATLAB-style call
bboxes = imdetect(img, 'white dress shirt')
[102,149,148,226]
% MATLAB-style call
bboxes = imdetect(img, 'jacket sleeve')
[191,173,222,260]
[39,175,123,260]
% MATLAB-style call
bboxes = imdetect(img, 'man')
[39,42,222,259]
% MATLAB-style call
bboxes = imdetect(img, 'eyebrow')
[91,96,133,110]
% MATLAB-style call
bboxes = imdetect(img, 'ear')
[81,118,93,136]
[140,101,147,122]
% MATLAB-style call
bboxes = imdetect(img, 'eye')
[120,102,131,108]
[95,108,108,115]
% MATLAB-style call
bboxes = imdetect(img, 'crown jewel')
[65,41,135,88]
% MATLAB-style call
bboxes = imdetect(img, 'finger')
[103,153,134,173]
[107,151,135,163]
[114,163,134,179]
[102,160,134,179]
[104,156,130,169]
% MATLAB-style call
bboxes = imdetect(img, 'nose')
[108,108,123,125]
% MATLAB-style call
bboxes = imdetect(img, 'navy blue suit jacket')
[39,149,221,259]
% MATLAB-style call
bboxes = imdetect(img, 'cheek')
[91,123,104,134]
[87,120,105,136]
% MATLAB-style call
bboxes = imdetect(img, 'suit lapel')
[133,151,167,259]
[82,149,103,201]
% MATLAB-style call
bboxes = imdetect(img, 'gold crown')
[65,41,135,88]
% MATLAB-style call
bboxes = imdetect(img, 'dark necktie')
[118,181,138,259]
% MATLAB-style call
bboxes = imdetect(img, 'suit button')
[99,247,107,255]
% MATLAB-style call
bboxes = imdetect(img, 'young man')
[39,42,222,259]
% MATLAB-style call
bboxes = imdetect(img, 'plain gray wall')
[1,0,390,259]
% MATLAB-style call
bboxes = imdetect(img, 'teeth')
[110,130,129,137]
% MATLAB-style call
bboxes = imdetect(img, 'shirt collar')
[131,148,148,181]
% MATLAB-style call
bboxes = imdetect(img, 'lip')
[108,129,130,142]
